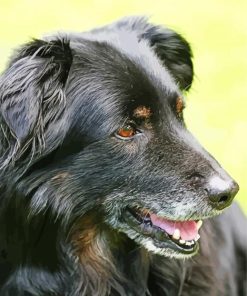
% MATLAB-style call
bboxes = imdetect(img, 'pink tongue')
[150,214,198,241]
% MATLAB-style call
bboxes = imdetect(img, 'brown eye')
[176,96,184,117]
[117,125,136,138]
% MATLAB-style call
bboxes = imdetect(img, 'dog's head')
[0,17,239,259]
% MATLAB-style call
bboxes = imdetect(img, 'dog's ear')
[142,26,193,90]
[114,17,193,90]
[0,39,72,145]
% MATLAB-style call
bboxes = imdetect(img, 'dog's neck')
[70,215,150,295]
[69,216,218,296]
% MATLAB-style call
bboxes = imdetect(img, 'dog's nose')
[207,176,239,210]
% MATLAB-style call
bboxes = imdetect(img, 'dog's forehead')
[66,30,181,116]
[83,29,177,90]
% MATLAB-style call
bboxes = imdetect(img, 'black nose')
[207,177,239,210]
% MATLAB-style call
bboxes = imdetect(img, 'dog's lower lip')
[125,206,201,253]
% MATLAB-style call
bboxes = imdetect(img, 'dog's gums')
[124,207,202,255]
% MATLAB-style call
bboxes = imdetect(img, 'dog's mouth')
[124,206,203,255]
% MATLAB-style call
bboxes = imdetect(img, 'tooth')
[195,234,200,241]
[172,229,180,240]
[185,241,194,246]
[196,220,203,230]
[179,239,185,244]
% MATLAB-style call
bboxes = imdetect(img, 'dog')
[0,16,246,296]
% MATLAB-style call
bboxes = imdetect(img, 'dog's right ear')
[142,26,193,91]
[114,17,193,90]
[0,38,72,146]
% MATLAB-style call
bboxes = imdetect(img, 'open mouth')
[124,206,203,255]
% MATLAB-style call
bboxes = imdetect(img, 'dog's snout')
[207,176,239,210]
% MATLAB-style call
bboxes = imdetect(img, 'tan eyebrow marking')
[176,96,184,116]
[133,106,152,119]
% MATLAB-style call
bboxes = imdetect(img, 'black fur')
[0,16,246,295]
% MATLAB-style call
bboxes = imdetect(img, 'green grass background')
[0,0,246,213]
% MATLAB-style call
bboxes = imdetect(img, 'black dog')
[0,16,246,295]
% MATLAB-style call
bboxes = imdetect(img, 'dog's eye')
[116,125,138,139]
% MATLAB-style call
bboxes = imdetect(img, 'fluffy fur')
[0,17,246,295]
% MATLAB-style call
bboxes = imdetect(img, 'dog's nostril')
[209,192,233,210]
[207,178,239,210]
[218,195,229,204]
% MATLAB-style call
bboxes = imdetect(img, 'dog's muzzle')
[124,206,203,255]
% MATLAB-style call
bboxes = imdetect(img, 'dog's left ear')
[142,25,194,90]
[0,38,72,145]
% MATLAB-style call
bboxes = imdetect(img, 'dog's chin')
[118,206,202,259]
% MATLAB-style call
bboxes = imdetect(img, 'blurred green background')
[0,0,246,212]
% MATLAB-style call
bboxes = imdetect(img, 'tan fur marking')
[133,106,152,119]
[176,96,184,116]
[71,214,111,278]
